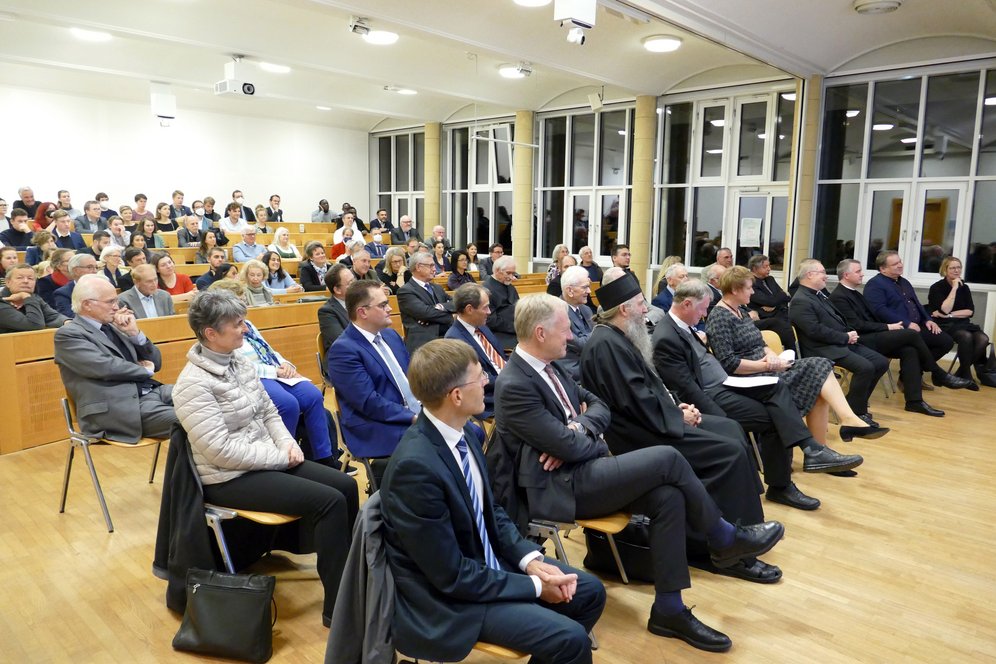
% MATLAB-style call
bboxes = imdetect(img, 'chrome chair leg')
[80,441,114,532]
[205,511,236,573]
[148,441,162,483]
[59,439,76,514]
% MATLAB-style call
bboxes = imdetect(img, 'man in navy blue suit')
[53,253,98,319]
[328,281,419,474]
[445,283,506,418]
[50,211,86,250]
[380,339,605,663]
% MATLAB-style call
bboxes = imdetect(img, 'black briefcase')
[582,515,654,583]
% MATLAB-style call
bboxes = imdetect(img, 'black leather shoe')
[839,424,889,442]
[904,400,944,417]
[323,614,332,628]
[710,521,784,568]
[804,446,864,473]
[714,558,783,584]
[648,606,732,652]
[858,413,880,427]
[766,482,821,510]
[933,372,974,390]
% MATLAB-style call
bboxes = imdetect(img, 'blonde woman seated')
[240,259,275,307]
[706,265,888,444]
[378,246,409,295]
[267,227,301,261]
[173,288,358,626]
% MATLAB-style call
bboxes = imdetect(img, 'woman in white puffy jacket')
[173,289,358,627]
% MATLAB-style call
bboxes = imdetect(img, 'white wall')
[0,87,369,222]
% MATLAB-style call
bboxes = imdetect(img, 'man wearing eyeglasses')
[445,283,506,418]
[53,253,99,319]
[328,280,419,479]
[54,274,176,443]
[397,251,454,354]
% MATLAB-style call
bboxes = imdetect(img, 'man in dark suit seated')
[495,293,785,653]
[746,254,796,353]
[790,259,888,424]
[367,208,394,233]
[194,248,227,291]
[397,251,454,354]
[830,259,972,415]
[389,215,422,245]
[54,274,176,442]
[380,339,605,663]
[557,265,593,381]
[0,263,67,333]
[864,250,954,363]
[483,255,519,351]
[0,209,34,249]
[702,263,725,316]
[50,211,87,250]
[581,271,788,581]
[328,281,418,471]
[36,248,77,308]
[444,283,506,418]
[654,280,864,510]
[477,243,504,279]
[54,253,99,319]
[318,264,355,353]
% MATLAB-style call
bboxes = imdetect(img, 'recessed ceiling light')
[706,149,723,155]
[900,137,917,144]
[853,0,902,14]
[70,27,112,42]
[642,35,682,53]
[384,85,417,95]
[316,105,331,111]
[781,92,797,101]
[985,96,996,106]
[513,0,552,6]
[872,123,894,131]
[363,30,398,45]
[846,109,861,117]
[259,62,291,74]
[710,119,725,127]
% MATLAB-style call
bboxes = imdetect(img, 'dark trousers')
[572,446,722,594]
[860,328,939,402]
[478,557,605,664]
[834,344,889,415]
[140,385,177,439]
[918,326,954,362]
[202,461,359,617]
[754,315,796,353]
[708,382,812,489]
[262,378,333,459]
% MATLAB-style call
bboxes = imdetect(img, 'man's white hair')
[560,265,589,290]
[71,274,112,313]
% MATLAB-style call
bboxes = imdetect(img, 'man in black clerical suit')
[789,259,888,422]
[380,340,605,664]
[494,292,785,653]
[829,259,973,415]
[580,270,785,581]
[318,264,354,353]
[746,254,796,353]
[653,280,864,511]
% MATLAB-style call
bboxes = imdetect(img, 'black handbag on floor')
[172,568,276,663]
[582,515,655,583]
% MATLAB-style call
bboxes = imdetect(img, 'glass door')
[567,193,591,254]
[860,184,911,270]
[908,183,967,279]
[594,191,624,258]
[726,188,788,269]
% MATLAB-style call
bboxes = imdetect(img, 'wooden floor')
[2,378,996,663]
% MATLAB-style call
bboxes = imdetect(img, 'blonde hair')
[239,259,267,283]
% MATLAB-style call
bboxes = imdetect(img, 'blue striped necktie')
[456,436,500,571]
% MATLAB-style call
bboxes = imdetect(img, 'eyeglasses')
[79,264,98,272]
[86,297,120,307]
[448,373,490,393]
[361,300,391,311]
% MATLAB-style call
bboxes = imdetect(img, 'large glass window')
[544,117,567,187]
[920,72,979,177]
[978,70,996,176]
[378,137,392,192]
[571,115,596,187]
[737,100,768,177]
[599,110,627,186]
[868,78,921,179]
[413,133,425,191]
[820,84,868,180]
[662,103,692,184]
[690,187,724,266]
[396,135,410,191]
[774,94,795,182]
[373,129,425,228]
[967,180,996,283]
[700,106,726,178]
[659,188,688,263]
[446,122,515,254]
[812,183,859,268]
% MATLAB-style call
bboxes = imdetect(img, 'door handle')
[900,230,906,242]
[912,230,920,243]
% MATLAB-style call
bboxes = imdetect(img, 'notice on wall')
[739,217,762,248]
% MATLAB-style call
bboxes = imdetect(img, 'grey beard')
[621,314,655,368]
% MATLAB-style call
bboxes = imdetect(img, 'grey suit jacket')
[54,317,163,443]
[0,290,67,333]
[118,287,175,319]
[558,303,593,381]
[397,279,453,354]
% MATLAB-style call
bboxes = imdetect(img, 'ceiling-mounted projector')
[214,58,255,97]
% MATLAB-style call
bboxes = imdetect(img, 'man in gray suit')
[483,255,519,351]
[557,265,593,381]
[397,251,453,354]
[54,275,176,443]
[117,265,175,319]
[0,263,67,334]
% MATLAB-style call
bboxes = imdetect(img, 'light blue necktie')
[456,436,500,571]
[373,334,419,410]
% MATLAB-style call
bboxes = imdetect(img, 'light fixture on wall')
[498,62,533,79]
[384,85,417,95]
[348,16,398,45]
[641,35,682,53]
[853,0,902,14]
